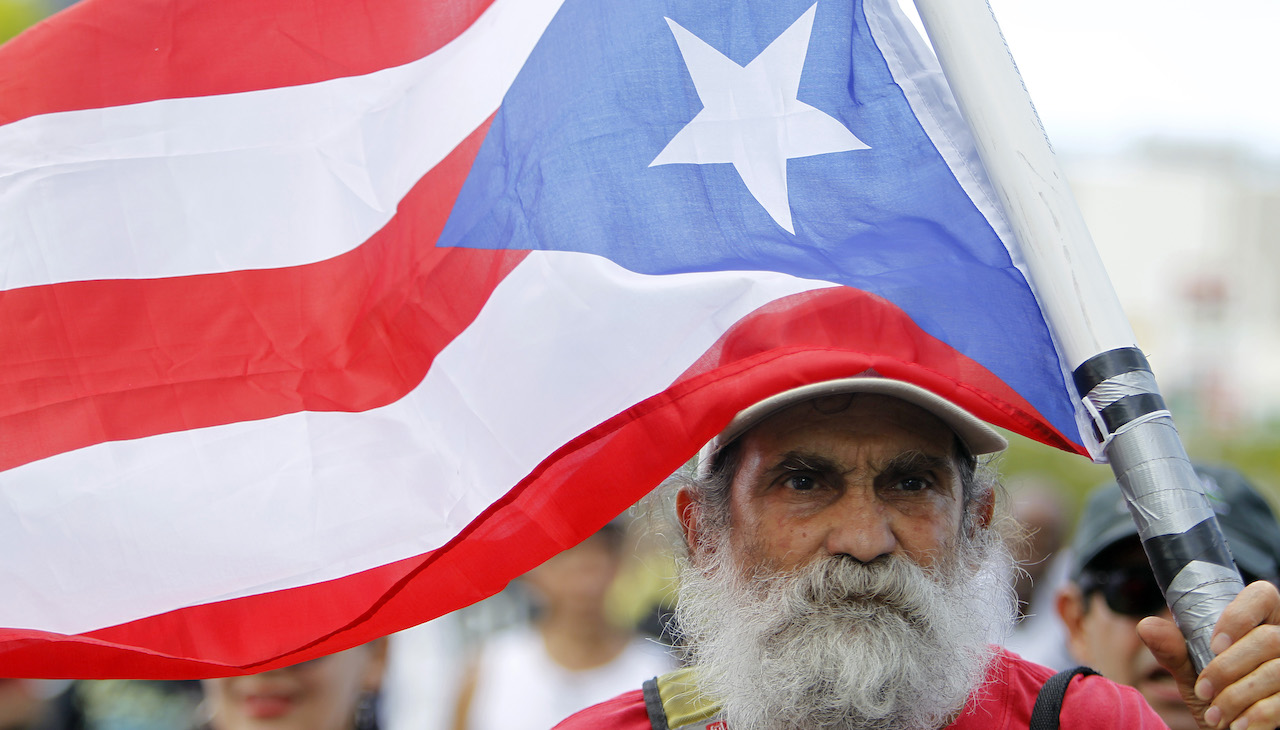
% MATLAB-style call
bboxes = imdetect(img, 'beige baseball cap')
[698,375,1008,475]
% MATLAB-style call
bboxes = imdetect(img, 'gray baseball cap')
[1070,463,1280,582]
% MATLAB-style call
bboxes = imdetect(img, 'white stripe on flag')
[0,0,565,291]
[0,251,833,634]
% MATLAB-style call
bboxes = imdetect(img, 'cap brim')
[1072,520,1141,576]
[700,377,1007,473]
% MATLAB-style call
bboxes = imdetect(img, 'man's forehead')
[740,393,959,453]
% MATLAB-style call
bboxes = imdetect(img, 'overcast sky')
[899,0,1280,159]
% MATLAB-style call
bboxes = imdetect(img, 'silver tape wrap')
[1112,421,1214,538]
[1087,368,1161,407]
[1076,349,1244,673]
[1080,368,1171,448]
[1108,422,1245,672]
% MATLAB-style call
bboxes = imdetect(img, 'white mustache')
[799,556,931,603]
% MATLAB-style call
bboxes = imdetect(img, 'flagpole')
[910,0,1242,672]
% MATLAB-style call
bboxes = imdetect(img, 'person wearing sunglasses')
[1057,464,1280,730]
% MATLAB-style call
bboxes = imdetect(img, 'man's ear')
[968,487,995,532]
[1056,583,1091,664]
[676,488,701,552]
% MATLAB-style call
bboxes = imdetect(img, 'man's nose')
[824,490,897,563]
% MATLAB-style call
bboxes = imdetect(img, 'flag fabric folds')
[0,0,1090,677]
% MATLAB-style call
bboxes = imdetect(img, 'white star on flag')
[651,3,869,234]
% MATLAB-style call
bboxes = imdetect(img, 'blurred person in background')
[28,680,202,730]
[0,679,60,730]
[379,616,467,730]
[380,572,538,730]
[1057,463,1280,730]
[1003,477,1074,670]
[199,639,387,730]
[451,521,674,730]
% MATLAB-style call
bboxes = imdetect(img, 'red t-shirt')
[553,649,1168,729]
[553,689,650,729]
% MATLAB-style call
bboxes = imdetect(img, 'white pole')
[910,0,1134,370]
[911,0,1242,673]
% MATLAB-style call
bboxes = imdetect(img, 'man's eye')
[896,476,930,492]
[782,474,818,491]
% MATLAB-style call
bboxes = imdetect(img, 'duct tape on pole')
[1073,348,1245,671]
[910,0,1243,672]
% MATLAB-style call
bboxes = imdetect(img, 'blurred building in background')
[1064,141,1280,435]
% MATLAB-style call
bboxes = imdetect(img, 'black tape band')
[1143,517,1238,591]
[1072,347,1151,397]
[1099,393,1168,433]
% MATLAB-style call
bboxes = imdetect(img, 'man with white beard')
[553,375,1280,730]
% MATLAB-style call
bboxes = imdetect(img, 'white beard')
[674,528,1016,730]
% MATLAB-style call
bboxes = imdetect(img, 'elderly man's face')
[675,393,1006,730]
[723,393,968,574]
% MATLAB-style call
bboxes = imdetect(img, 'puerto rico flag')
[0,0,1093,677]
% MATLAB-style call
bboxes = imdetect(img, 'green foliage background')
[0,0,50,44]
[998,419,1280,524]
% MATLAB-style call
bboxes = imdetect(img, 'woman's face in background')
[202,642,386,730]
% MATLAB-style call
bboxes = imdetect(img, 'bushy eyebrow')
[879,450,955,478]
[769,450,955,481]
[772,451,844,475]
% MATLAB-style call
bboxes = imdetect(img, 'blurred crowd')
[3,462,1278,730]
[0,514,679,730]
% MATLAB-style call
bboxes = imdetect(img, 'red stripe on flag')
[0,0,497,124]
[0,117,517,473]
[0,286,1081,678]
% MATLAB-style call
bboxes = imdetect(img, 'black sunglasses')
[1079,566,1264,618]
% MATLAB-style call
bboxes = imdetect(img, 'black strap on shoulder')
[1029,666,1098,730]
[642,677,670,730]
